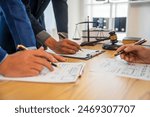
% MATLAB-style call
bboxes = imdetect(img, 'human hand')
[0,47,58,77]
[49,53,66,62]
[116,45,150,64]
[45,38,80,54]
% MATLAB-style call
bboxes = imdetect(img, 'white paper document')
[60,49,105,59]
[0,62,86,83]
[47,49,105,59]
[90,58,150,80]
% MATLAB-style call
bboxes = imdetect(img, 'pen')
[114,39,147,56]
[58,32,66,39]
[17,45,29,50]
[17,45,58,67]
[58,32,83,52]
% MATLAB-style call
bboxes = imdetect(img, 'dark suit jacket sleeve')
[23,0,51,45]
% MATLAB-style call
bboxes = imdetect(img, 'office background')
[44,0,150,40]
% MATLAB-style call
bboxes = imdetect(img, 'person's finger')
[127,53,134,62]
[33,48,58,62]
[116,45,127,53]
[120,54,125,60]
[27,69,40,77]
[30,63,44,72]
[66,39,80,48]
[61,42,79,52]
[33,57,54,71]
[123,45,136,53]
[50,53,66,62]
[38,46,44,51]
[123,45,144,53]
[124,54,130,62]
[129,57,135,63]
[61,47,76,54]
[65,39,80,49]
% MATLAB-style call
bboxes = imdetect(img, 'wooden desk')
[0,44,150,100]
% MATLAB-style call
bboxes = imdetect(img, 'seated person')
[22,0,80,54]
[0,0,65,77]
[117,45,150,64]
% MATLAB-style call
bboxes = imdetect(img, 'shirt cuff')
[0,54,8,64]
[0,47,8,64]
[27,46,37,50]
[36,30,51,45]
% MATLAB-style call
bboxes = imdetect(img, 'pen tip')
[114,53,119,57]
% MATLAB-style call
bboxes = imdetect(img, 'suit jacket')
[27,0,68,33]
[22,0,51,46]
[22,0,50,35]
[22,0,68,46]
[0,0,36,55]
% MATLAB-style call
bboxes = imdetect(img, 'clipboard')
[60,49,105,60]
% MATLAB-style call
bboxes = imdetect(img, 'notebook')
[59,49,105,59]
[0,62,86,83]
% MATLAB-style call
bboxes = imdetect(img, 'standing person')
[23,0,80,54]
[0,0,65,77]
[52,0,68,36]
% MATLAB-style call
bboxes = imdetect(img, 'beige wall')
[44,0,83,39]
[68,0,84,38]
[45,1,150,40]
[127,2,150,40]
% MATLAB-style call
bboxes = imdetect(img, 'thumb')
[124,45,140,53]
[38,47,44,51]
